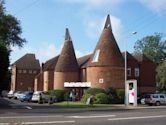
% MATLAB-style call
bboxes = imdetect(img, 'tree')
[0,0,26,49]
[134,33,166,64]
[0,0,26,91]
[0,41,9,90]
[156,60,166,92]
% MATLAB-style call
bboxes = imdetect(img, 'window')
[160,95,165,98]
[18,70,22,73]
[29,70,32,74]
[135,68,139,77]
[23,70,27,73]
[92,49,100,62]
[152,95,158,98]
[127,68,131,76]
[33,70,37,74]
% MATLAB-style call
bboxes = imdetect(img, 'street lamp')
[125,31,137,106]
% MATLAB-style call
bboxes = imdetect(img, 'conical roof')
[88,15,124,67]
[55,28,79,72]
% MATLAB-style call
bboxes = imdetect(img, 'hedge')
[49,89,66,102]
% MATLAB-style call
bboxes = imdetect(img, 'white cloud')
[140,0,166,13]
[10,43,60,64]
[75,50,91,58]
[11,42,90,64]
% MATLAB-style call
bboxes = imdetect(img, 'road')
[0,97,166,125]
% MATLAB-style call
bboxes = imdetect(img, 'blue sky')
[5,0,166,64]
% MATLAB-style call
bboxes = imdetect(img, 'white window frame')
[92,49,100,62]
[18,70,22,73]
[29,70,32,74]
[127,68,131,76]
[135,68,139,77]
[23,70,27,73]
[33,70,37,74]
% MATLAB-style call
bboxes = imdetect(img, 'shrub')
[85,88,106,95]
[64,91,70,101]
[81,93,92,103]
[105,87,117,97]
[94,93,110,104]
[49,89,66,102]
[116,89,125,104]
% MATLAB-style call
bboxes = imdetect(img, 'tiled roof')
[88,15,124,67]
[77,54,92,68]
[122,52,138,61]
[133,53,152,62]
[43,55,59,71]
[55,28,79,72]
[12,53,40,70]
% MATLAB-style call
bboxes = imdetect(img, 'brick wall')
[139,61,156,87]
[15,69,40,91]
[54,72,79,90]
[86,66,125,90]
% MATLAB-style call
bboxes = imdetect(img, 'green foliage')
[116,89,125,104]
[49,90,66,102]
[156,61,166,92]
[81,93,92,103]
[64,91,70,101]
[94,93,110,104]
[81,87,125,104]
[0,1,26,49]
[134,33,166,64]
[85,88,106,95]
[105,87,125,104]
[105,87,117,97]
[0,41,9,91]
[0,1,26,91]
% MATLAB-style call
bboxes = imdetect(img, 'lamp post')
[125,31,137,106]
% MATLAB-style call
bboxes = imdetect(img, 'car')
[7,90,14,99]
[13,91,24,99]
[18,91,33,102]
[145,93,166,106]
[1,90,9,97]
[137,94,148,104]
[31,91,50,103]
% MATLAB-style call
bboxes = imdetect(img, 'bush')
[116,89,125,104]
[49,89,66,102]
[85,88,105,95]
[81,93,92,103]
[94,93,110,104]
[105,87,117,97]
[64,91,70,101]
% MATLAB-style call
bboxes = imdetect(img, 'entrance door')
[68,88,84,101]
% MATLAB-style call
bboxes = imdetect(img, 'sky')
[4,0,166,64]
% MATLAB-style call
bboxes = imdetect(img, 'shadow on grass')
[51,101,125,108]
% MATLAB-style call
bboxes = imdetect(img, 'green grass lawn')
[51,101,124,108]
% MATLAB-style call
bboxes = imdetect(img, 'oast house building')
[10,15,156,97]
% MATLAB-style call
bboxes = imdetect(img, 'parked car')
[137,94,148,104]
[31,91,50,103]
[13,91,24,99]
[1,90,9,97]
[18,91,33,102]
[7,90,14,99]
[145,93,166,106]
